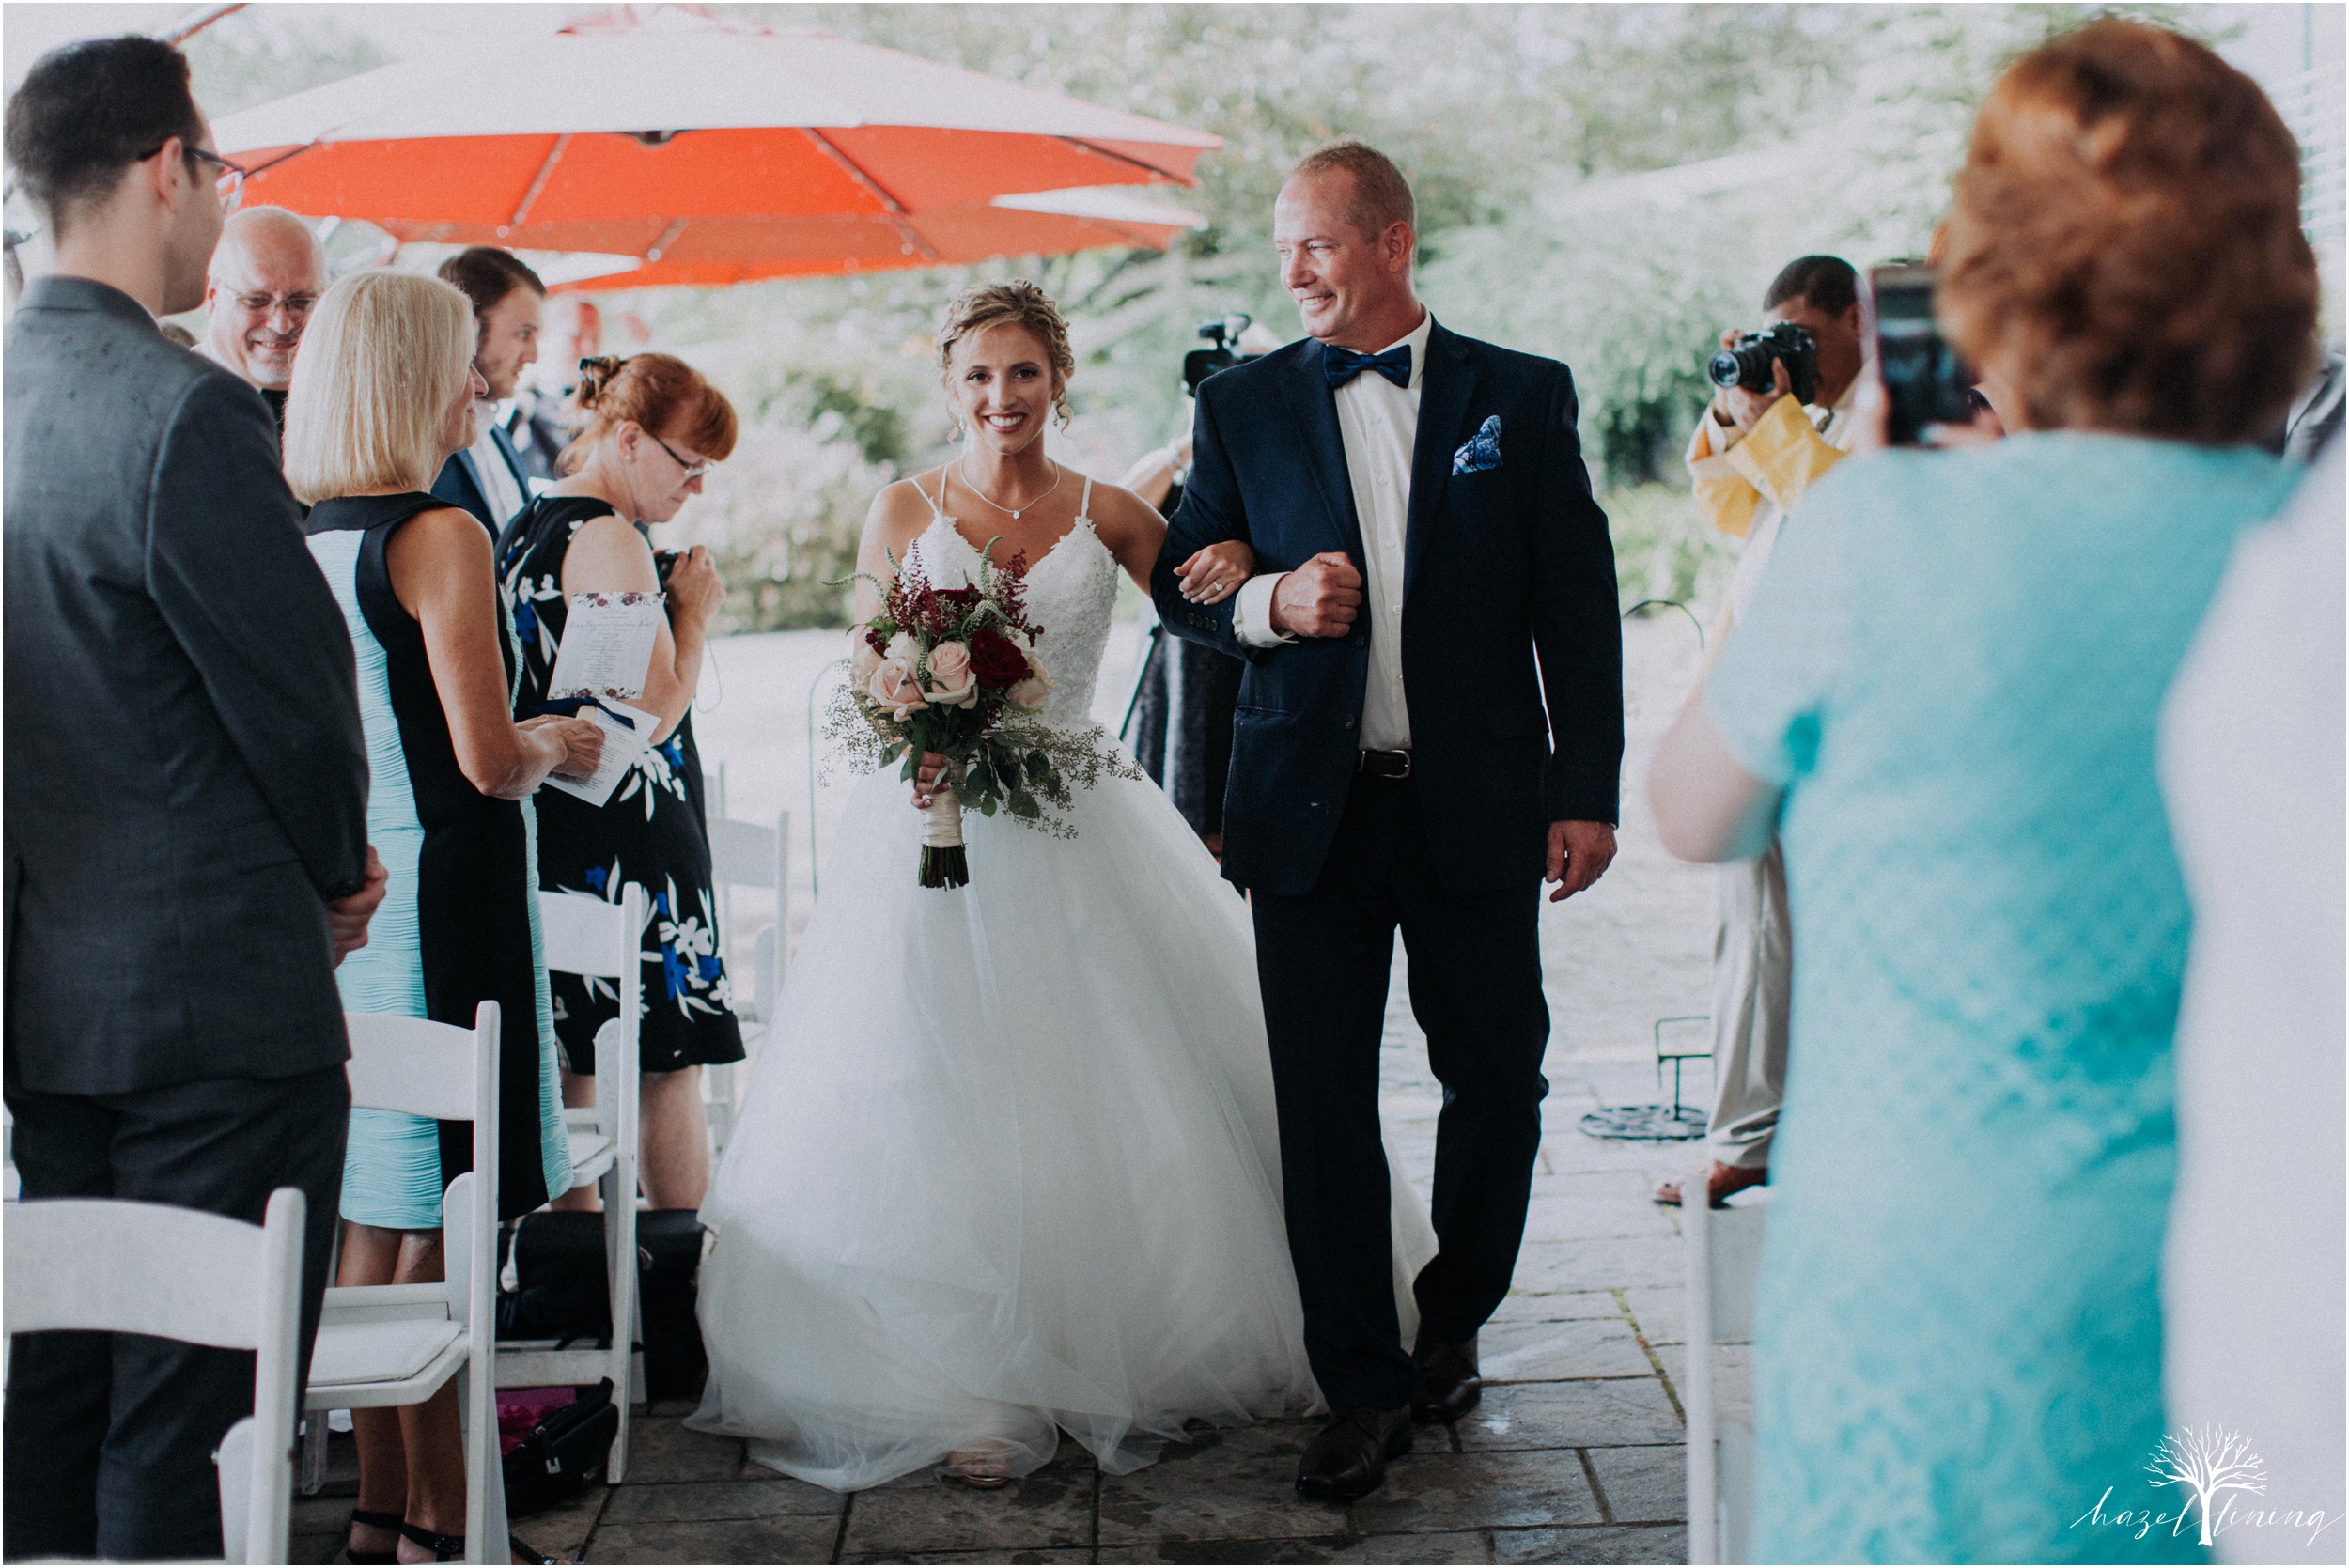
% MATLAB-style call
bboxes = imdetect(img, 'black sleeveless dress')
[304,492,569,1222]
[497,494,744,1077]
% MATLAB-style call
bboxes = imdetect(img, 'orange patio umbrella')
[543,186,1208,292]
[210,4,1221,280]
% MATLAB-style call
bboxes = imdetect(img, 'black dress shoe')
[1295,1405,1412,1500]
[1409,1329,1481,1423]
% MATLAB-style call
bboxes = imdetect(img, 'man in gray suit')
[3,38,383,1560]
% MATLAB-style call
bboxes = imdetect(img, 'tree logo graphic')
[2147,1424,2269,1546]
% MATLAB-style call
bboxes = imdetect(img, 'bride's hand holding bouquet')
[829,538,1134,888]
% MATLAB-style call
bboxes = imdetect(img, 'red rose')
[967,627,1032,688]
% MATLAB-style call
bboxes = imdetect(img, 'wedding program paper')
[548,591,664,700]
[543,699,658,810]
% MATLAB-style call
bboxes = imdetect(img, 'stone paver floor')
[292,1053,1722,1567]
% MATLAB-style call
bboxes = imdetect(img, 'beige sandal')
[942,1449,1016,1488]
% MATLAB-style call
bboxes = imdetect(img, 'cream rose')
[868,656,927,720]
[884,631,921,664]
[1008,675,1050,710]
[925,639,978,707]
[848,635,881,687]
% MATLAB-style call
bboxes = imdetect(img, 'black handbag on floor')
[502,1380,618,1518]
[496,1209,709,1400]
[499,1211,612,1342]
[635,1209,708,1401]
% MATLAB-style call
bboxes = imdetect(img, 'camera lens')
[1707,349,1746,390]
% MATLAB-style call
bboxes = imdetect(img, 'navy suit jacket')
[1151,320,1623,899]
[430,420,531,538]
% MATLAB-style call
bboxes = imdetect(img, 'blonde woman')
[690,281,1437,1493]
[285,270,600,1565]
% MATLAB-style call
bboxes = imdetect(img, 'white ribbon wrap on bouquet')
[919,783,964,849]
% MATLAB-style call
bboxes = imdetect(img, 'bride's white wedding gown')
[689,478,1435,1490]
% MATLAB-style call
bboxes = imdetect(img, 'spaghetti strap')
[917,470,949,520]
[1078,474,1094,525]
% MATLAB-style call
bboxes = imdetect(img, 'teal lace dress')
[1705,434,2300,1563]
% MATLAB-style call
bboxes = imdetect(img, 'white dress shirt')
[470,403,527,529]
[1233,308,1432,753]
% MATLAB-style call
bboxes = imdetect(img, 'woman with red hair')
[500,352,743,1214]
[1650,21,2317,1560]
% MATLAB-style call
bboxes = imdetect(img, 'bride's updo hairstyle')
[934,280,1077,427]
[558,351,739,474]
[1938,19,2316,444]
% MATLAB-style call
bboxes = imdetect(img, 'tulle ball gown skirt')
[688,766,1324,1490]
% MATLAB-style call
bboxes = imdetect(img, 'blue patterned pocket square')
[1452,415,1502,475]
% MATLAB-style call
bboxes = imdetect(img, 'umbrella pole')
[160,3,244,45]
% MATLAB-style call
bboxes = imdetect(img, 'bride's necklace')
[958,455,1061,522]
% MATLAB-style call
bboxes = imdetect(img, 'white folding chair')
[510,884,642,1481]
[704,808,791,1154]
[1684,1169,1769,1565]
[305,1004,507,1564]
[4,1187,305,1563]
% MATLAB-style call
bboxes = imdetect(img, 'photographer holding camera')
[1657,254,1862,1210]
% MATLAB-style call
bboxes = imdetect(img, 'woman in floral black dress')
[501,353,741,1209]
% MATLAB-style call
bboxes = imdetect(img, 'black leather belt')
[1358,749,1413,779]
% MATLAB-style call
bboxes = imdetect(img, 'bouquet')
[828,539,1138,888]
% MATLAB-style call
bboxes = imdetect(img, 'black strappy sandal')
[395,1521,565,1564]
[344,1508,403,1565]
[397,1521,465,1562]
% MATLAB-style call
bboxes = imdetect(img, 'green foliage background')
[182,3,2221,630]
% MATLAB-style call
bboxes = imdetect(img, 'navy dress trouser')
[3,1067,347,1561]
[1250,773,1550,1411]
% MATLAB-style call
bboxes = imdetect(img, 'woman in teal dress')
[285,271,602,1565]
[1648,22,2319,1562]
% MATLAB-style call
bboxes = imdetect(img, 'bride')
[690,280,1433,1491]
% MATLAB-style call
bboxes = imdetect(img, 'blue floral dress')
[1705,434,2300,1562]
[499,495,743,1077]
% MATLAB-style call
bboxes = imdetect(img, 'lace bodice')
[902,477,1119,732]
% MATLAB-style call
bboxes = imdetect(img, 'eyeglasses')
[190,147,248,208]
[649,432,715,480]
[137,141,249,210]
[230,291,319,319]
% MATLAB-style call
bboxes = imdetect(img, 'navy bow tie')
[1323,343,1411,390]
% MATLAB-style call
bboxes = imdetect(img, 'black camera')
[1708,322,1820,407]
[1183,315,1253,397]
[1868,264,1979,446]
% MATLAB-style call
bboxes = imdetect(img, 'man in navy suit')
[430,246,545,537]
[1153,140,1623,1499]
